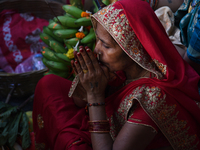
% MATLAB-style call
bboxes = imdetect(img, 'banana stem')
[74,41,80,51]
[86,10,92,16]
[78,26,84,32]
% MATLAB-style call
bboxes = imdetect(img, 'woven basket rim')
[0,0,64,4]
[0,0,64,76]
[0,68,48,76]
[0,0,64,97]
[0,0,65,20]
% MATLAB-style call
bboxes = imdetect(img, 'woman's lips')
[98,60,109,69]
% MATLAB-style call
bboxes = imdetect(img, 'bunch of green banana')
[102,0,111,6]
[43,26,64,43]
[81,28,96,44]
[39,3,99,80]
[70,0,84,10]
[41,46,72,79]
[62,5,83,19]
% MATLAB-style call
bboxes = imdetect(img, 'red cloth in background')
[0,9,49,73]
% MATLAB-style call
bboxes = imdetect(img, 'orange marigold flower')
[81,12,90,17]
[76,32,85,39]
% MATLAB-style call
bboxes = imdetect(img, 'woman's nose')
[94,40,101,54]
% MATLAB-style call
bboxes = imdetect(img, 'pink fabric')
[0,9,48,72]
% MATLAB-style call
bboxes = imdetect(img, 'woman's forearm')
[87,95,113,150]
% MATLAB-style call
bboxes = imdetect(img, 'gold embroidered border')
[153,59,167,75]
[128,118,142,122]
[91,3,164,79]
[126,121,158,133]
[37,114,44,129]
[108,85,198,149]
[68,75,79,97]
[134,85,198,149]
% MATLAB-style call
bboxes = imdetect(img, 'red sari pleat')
[33,74,91,150]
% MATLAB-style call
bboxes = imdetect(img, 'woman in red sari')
[33,0,200,149]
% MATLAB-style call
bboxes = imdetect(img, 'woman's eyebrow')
[100,38,108,45]
[96,31,110,45]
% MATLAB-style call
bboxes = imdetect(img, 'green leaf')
[0,101,7,110]
[8,112,22,147]
[0,106,18,120]
[0,120,7,128]
[0,102,10,114]
[0,116,12,146]
[1,116,13,134]
[0,132,8,145]
[20,112,31,149]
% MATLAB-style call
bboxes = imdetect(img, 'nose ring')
[97,52,101,60]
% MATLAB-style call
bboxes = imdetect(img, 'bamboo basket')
[0,0,65,98]
[0,0,65,20]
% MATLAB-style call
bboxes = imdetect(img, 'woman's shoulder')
[122,83,167,110]
[128,84,166,100]
[124,83,181,113]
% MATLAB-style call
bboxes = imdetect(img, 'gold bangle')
[88,120,110,133]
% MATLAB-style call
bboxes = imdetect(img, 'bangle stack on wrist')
[85,102,106,113]
[88,120,110,133]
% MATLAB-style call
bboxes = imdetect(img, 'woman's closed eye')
[103,44,110,49]
[100,39,111,49]
[96,38,110,49]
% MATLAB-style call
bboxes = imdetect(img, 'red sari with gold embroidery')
[33,0,200,149]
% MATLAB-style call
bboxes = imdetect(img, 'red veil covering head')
[91,0,200,149]
[91,0,200,97]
